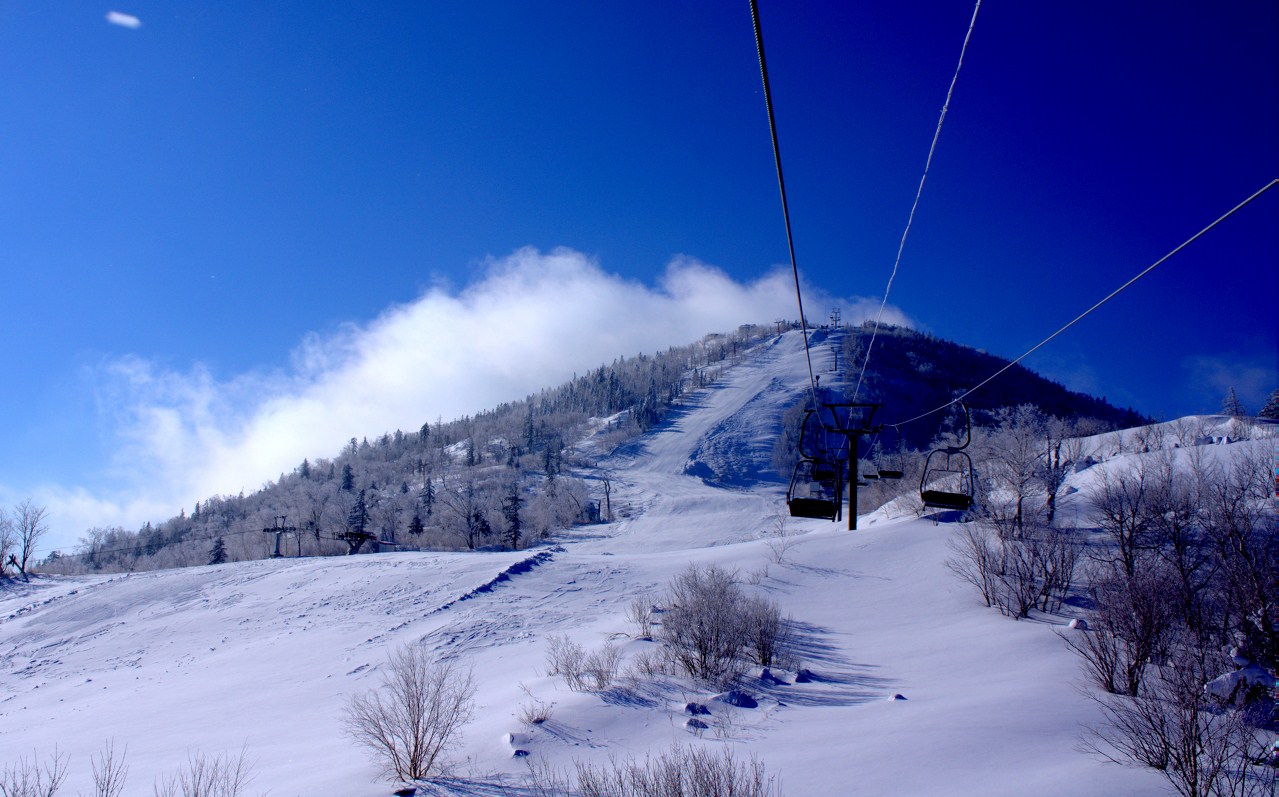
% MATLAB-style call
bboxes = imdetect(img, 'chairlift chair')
[919,451,975,511]
[875,427,906,480]
[919,401,977,512]
[787,457,843,521]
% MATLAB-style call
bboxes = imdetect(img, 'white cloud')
[34,248,909,550]
[105,11,142,29]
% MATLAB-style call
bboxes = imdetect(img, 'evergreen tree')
[299,458,312,479]
[208,536,226,566]
[408,512,425,536]
[1259,388,1279,420]
[419,477,435,517]
[1221,386,1247,417]
[348,489,369,535]
[469,508,491,543]
[341,463,356,492]
[502,484,524,550]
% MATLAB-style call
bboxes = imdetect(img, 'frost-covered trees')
[1059,445,1278,794]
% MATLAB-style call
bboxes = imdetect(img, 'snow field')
[1,330,1191,795]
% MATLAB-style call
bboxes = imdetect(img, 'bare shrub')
[522,758,574,797]
[992,534,1041,619]
[516,683,555,726]
[764,512,793,565]
[950,522,1078,619]
[625,647,669,680]
[545,634,589,691]
[564,745,780,797]
[660,565,749,686]
[1062,564,1175,696]
[151,746,253,797]
[1082,643,1275,797]
[1029,526,1079,613]
[743,595,790,668]
[947,525,1002,608]
[91,741,128,797]
[658,565,794,686]
[0,749,67,797]
[517,699,555,726]
[583,641,622,692]
[626,597,656,639]
[343,646,476,782]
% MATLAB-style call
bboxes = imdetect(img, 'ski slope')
[1,330,1212,796]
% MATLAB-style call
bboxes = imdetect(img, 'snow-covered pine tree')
[1259,388,1279,419]
[208,536,226,566]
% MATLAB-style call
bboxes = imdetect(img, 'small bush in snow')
[524,744,779,797]
[152,746,253,797]
[626,596,656,639]
[516,684,555,726]
[343,646,475,782]
[583,641,622,692]
[625,648,669,681]
[545,634,589,691]
[546,635,620,692]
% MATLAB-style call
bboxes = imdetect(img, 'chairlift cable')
[888,178,1279,429]
[852,0,982,402]
[749,0,819,407]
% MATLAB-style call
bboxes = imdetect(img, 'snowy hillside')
[3,331,1267,796]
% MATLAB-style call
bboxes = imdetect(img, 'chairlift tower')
[262,515,297,558]
[821,402,881,531]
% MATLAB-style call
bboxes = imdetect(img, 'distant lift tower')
[262,516,297,558]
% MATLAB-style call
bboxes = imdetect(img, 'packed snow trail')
[589,331,825,553]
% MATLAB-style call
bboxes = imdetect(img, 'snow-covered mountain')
[2,331,1270,796]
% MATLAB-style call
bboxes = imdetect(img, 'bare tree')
[91,740,128,797]
[946,525,1003,609]
[1063,564,1176,696]
[1202,446,1278,672]
[1042,417,1084,525]
[10,500,50,581]
[0,513,14,579]
[1090,465,1157,579]
[1146,455,1216,635]
[344,646,476,782]
[0,748,67,797]
[978,405,1047,536]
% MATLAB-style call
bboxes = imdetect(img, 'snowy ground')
[7,330,1261,796]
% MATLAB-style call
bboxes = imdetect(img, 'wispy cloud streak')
[105,11,142,29]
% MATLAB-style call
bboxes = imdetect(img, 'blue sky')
[2,1,1276,549]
